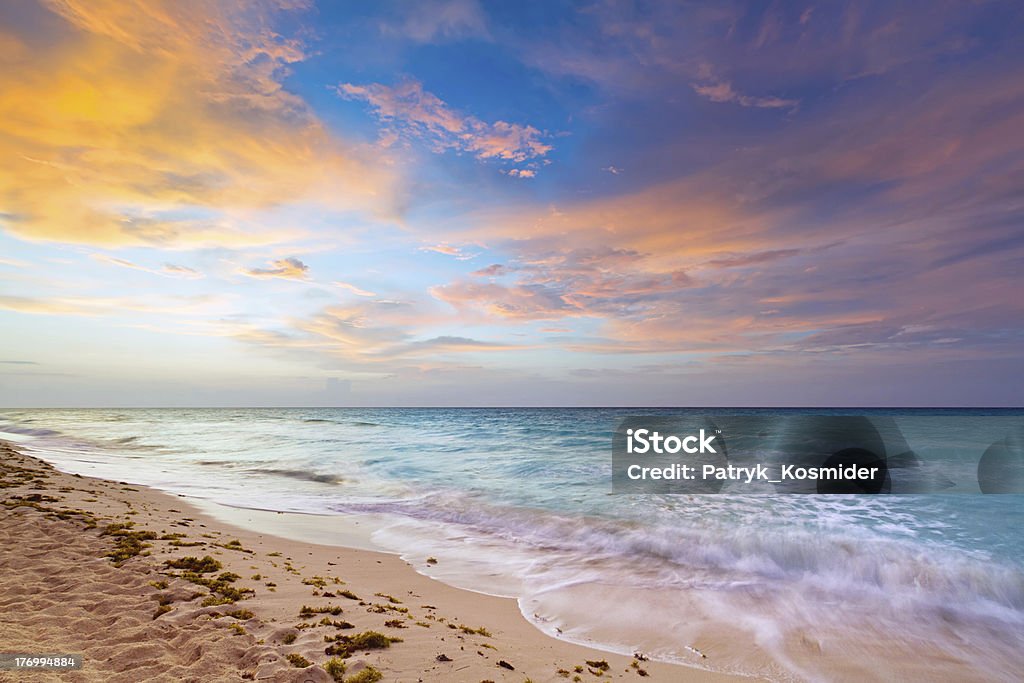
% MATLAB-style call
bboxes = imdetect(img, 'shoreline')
[1,440,748,682]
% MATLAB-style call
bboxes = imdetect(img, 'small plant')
[319,617,355,629]
[153,604,172,619]
[225,609,254,620]
[458,624,492,637]
[164,555,222,573]
[217,539,252,553]
[282,632,297,645]
[286,653,312,668]
[324,657,347,682]
[102,522,157,564]
[338,589,360,600]
[323,630,400,657]
[344,667,382,683]
[201,595,236,607]
[374,592,401,604]
[299,604,343,617]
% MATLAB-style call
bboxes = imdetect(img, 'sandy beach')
[0,440,749,683]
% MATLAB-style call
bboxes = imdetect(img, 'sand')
[0,441,749,683]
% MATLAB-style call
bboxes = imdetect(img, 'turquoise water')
[2,408,1023,680]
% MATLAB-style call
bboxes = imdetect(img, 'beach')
[0,440,745,683]
[2,409,1023,682]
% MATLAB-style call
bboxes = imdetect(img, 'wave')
[337,494,1024,623]
[251,468,345,485]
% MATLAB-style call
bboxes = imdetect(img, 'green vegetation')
[224,609,254,620]
[374,592,402,604]
[324,630,401,657]
[216,539,253,553]
[286,653,312,668]
[458,624,492,637]
[344,667,383,683]
[163,555,222,573]
[324,657,347,681]
[173,569,253,604]
[319,617,355,629]
[298,604,343,617]
[302,575,343,588]
[102,522,157,564]
[368,603,408,614]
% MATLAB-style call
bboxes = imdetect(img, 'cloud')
[0,293,226,317]
[161,263,203,279]
[0,0,394,248]
[338,80,552,165]
[420,243,477,260]
[691,78,799,110]
[471,264,509,277]
[602,165,623,175]
[504,168,536,178]
[242,257,309,280]
[432,245,694,322]
[90,254,204,279]
[705,249,802,268]
[0,360,39,365]
[379,0,489,43]
[334,281,376,297]
[386,335,521,356]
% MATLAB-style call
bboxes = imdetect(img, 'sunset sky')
[2,0,1023,406]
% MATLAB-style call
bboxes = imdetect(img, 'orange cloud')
[334,281,377,297]
[0,0,394,248]
[241,257,309,280]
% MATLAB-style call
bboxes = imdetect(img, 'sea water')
[2,408,1023,680]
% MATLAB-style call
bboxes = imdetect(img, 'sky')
[1,0,1023,407]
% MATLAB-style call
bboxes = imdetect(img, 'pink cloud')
[420,243,477,260]
[338,80,552,165]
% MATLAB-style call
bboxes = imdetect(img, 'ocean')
[2,408,1023,681]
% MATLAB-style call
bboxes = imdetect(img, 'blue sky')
[1,0,1023,406]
